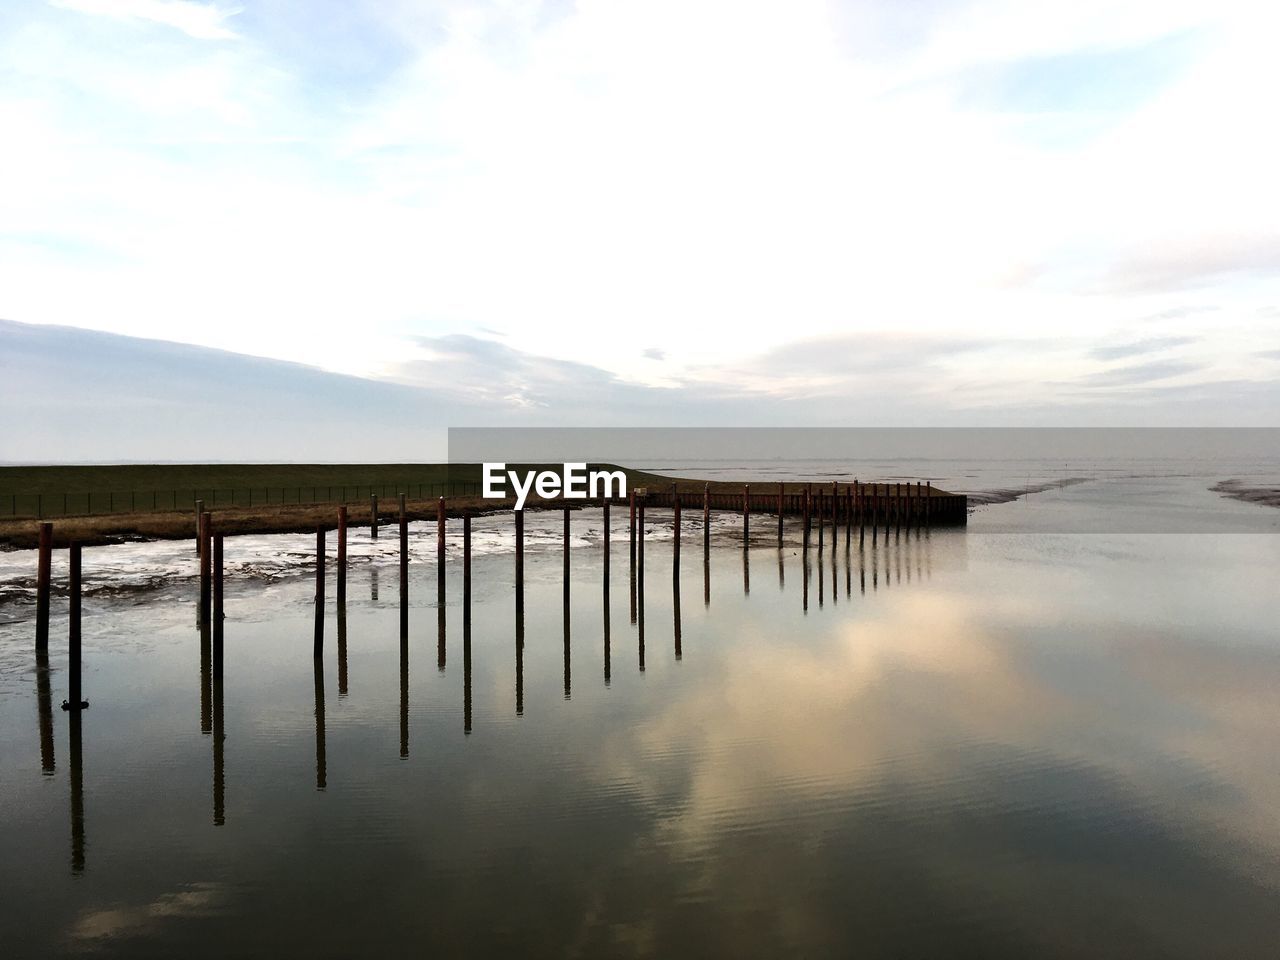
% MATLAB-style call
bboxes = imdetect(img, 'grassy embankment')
[0,464,955,548]
[0,463,672,547]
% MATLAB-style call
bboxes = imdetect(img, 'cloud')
[1097,235,1280,294]
[49,0,242,40]
[642,347,665,361]
[1090,335,1197,361]
[1072,359,1203,387]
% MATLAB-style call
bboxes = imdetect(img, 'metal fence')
[4,481,485,519]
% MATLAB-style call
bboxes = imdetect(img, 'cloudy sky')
[2,0,1279,456]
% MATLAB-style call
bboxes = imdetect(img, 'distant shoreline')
[1211,479,1280,510]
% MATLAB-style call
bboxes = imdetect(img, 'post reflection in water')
[199,620,212,735]
[516,590,524,717]
[817,551,824,609]
[314,655,327,789]
[212,613,225,826]
[337,601,348,698]
[69,709,85,874]
[778,547,784,590]
[802,551,810,613]
[830,543,838,607]
[743,543,750,596]
[37,647,55,774]
[673,573,682,661]
[370,565,378,603]
[399,631,409,758]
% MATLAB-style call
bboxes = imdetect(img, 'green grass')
[0,463,667,519]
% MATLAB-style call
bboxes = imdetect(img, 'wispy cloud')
[1072,359,1203,387]
[1090,335,1197,361]
[1097,234,1280,294]
[50,0,242,40]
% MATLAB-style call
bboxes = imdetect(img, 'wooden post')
[703,482,710,554]
[337,506,347,603]
[35,521,52,652]
[743,484,750,545]
[817,490,823,552]
[637,492,645,671]
[563,503,571,608]
[200,512,212,626]
[673,490,682,569]
[194,499,203,556]
[370,494,378,539]
[515,505,524,616]
[313,527,325,657]
[599,496,609,586]
[65,542,85,711]
[465,514,476,619]
[777,483,784,547]
[399,494,408,640]
[831,481,839,551]
[925,483,932,526]
[437,497,446,592]
[629,489,637,568]
[213,533,224,643]
[802,484,811,551]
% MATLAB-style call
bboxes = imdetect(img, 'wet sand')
[1211,479,1280,510]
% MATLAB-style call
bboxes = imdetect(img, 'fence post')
[64,542,86,711]
[370,494,378,539]
[314,526,325,657]
[337,506,347,603]
[35,522,53,652]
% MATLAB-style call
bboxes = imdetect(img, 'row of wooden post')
[32,480,962,716]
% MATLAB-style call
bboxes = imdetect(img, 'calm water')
[2,478,1280,957]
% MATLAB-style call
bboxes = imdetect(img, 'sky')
[2,0,1279,454]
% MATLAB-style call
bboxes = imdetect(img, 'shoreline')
[1211,479,1280,510]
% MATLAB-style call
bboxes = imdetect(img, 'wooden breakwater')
[642,480,967,528]
[24,478,963,850]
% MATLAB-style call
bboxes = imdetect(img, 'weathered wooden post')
[629,488,637,567]
[777,482,785,547]
[63,542,87,712]
[703,482,710,554]
[463,512,472,614]
[313,527,325,657]
[743,484,750,545]
[563,502,571,611]
[213,533,224,645]
[194,499,204,556]
[437,497,446,593]
[831,481,839,551]
[515,505,525,617]
[200,512,212,626]
[637,491,645,669]
[802,484,811,551]
[602,498,610,609]
[337,506,347,604]
[370,494,378,539]
[925,482,932,526]
[673,490,681,570]
[35,521,52,652]
[817,490,824,552]
[399,494,408,640]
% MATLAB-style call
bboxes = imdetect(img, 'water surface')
[2,483,1279,957]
